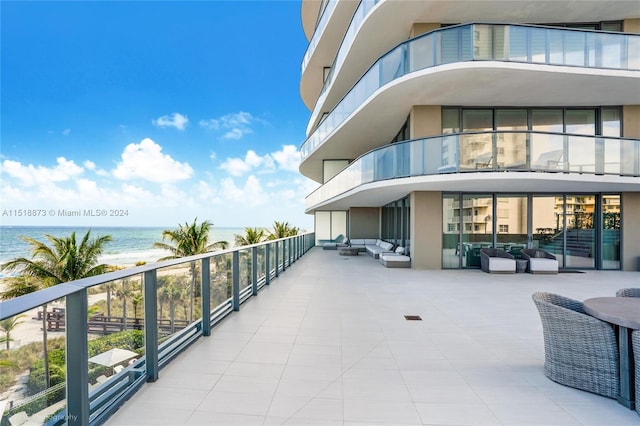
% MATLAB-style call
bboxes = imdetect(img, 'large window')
[443,193,621,270]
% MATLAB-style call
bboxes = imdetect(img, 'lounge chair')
[380,247,411,268]
[521,249,559,274]
[616,288,640,298]
[532,292,619,399]
[480,248,515,273]
[321,234,345,250]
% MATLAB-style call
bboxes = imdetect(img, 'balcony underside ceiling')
[300,62,640,183]
[303,0,640,126]
[306,173,640,213]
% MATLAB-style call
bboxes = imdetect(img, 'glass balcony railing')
[0,234,314,426]
[305,131,640,209]
[301,0,339,74]
[301,23,640,161]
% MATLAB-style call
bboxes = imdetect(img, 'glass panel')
[602,107,621,137]
[403,197,411,251]
[238,249,251,295]
[496,110,527,169]
[602,195,621,269]
[157,263,196,339]
[442,194,460,269]
[531,110,564,171]
[211,253,231,308]
[565,195,595,268]
[380,47,404,86]
[473,25,493,60]
[601,32,624,68]
[331,211,348,240]
[461,110,493,171]
[462,195,493,268]
[565,109,595,135]
[567,135,595,173]
[530,27,548,63]
[395,142,411,177]
[315,211,331,241]
[532,196,564,267]
[508,25,528,61]
[0,304,68,421]
[374,145,394,180]
[442,108,460,134]
[603,137,621,174]
[565,30,586,66]
[495,196,528,259]
[409,33,435,71]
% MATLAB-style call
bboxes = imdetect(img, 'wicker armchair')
[521,249,558,274]
[632,330,640,416]
[532,292,619,398]
[616,288,640,298]
[480,248,515,273]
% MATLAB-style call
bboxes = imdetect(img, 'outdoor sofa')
[521,249,558,274]
[480,248,516,273]
[347,239,395,259]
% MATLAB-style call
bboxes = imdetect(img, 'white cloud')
[62,129,71,136]
[84,160,96,170]
[152,112,189,130]
[199,111,266,140]
[1,157,84,186]
[219,150,271,176]
[112,138,193,183]
[220,175,269,206]
[270,145,301,172]
[218,145,300,177]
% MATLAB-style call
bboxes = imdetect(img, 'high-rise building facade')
[299,0,640,270]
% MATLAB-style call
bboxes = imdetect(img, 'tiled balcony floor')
[107,248,640,425]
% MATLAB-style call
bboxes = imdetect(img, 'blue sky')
[1,0,317,229]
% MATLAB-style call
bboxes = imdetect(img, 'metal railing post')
[265,244,271,285]
[232,251,240,311]
[144,270,159,382]
[201,258,211,336]
[252,247,258,296]
[66,289,89,425]
[274,241,280,277]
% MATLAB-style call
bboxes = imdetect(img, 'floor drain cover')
[404,315,422,321]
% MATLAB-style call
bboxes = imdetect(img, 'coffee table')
[338,247,359,256]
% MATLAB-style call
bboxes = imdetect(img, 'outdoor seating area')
[107,248,640,425]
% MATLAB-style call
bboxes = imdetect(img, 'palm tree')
[0,315,25,350]
[0,230,112,389]
[154,218,228,321]
[234,227,266,247]
[267,221,299,240]
[114,279,135,331]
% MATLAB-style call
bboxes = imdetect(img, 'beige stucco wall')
[349,207,379,239]
[410,106,442,139]
[623,105,640,138]
[410,191,442,269]
[622,193,640,271]
[410,23,440,38]
[624,19,640,33]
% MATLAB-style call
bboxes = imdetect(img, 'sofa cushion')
[529,258,559,273]
[488,257,516,273]
[380,242,394,251]
[381,255,411,268]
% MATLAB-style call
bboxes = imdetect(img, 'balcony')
[305,131,640,212]
[105,249,640,424]
[0,234,313,425]
[299,23,640,182]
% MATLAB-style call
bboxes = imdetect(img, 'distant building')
[299,0,640,270]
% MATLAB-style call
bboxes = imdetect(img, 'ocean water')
[0,226,246,269]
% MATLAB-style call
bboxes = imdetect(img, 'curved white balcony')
[299,23,640,182]
[300,1,360,109]
[305,0,640,134]
[305,131,640,212]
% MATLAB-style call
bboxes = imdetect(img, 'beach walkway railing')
[0,232,315,426]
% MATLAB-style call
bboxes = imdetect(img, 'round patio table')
[583,297,640,410]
